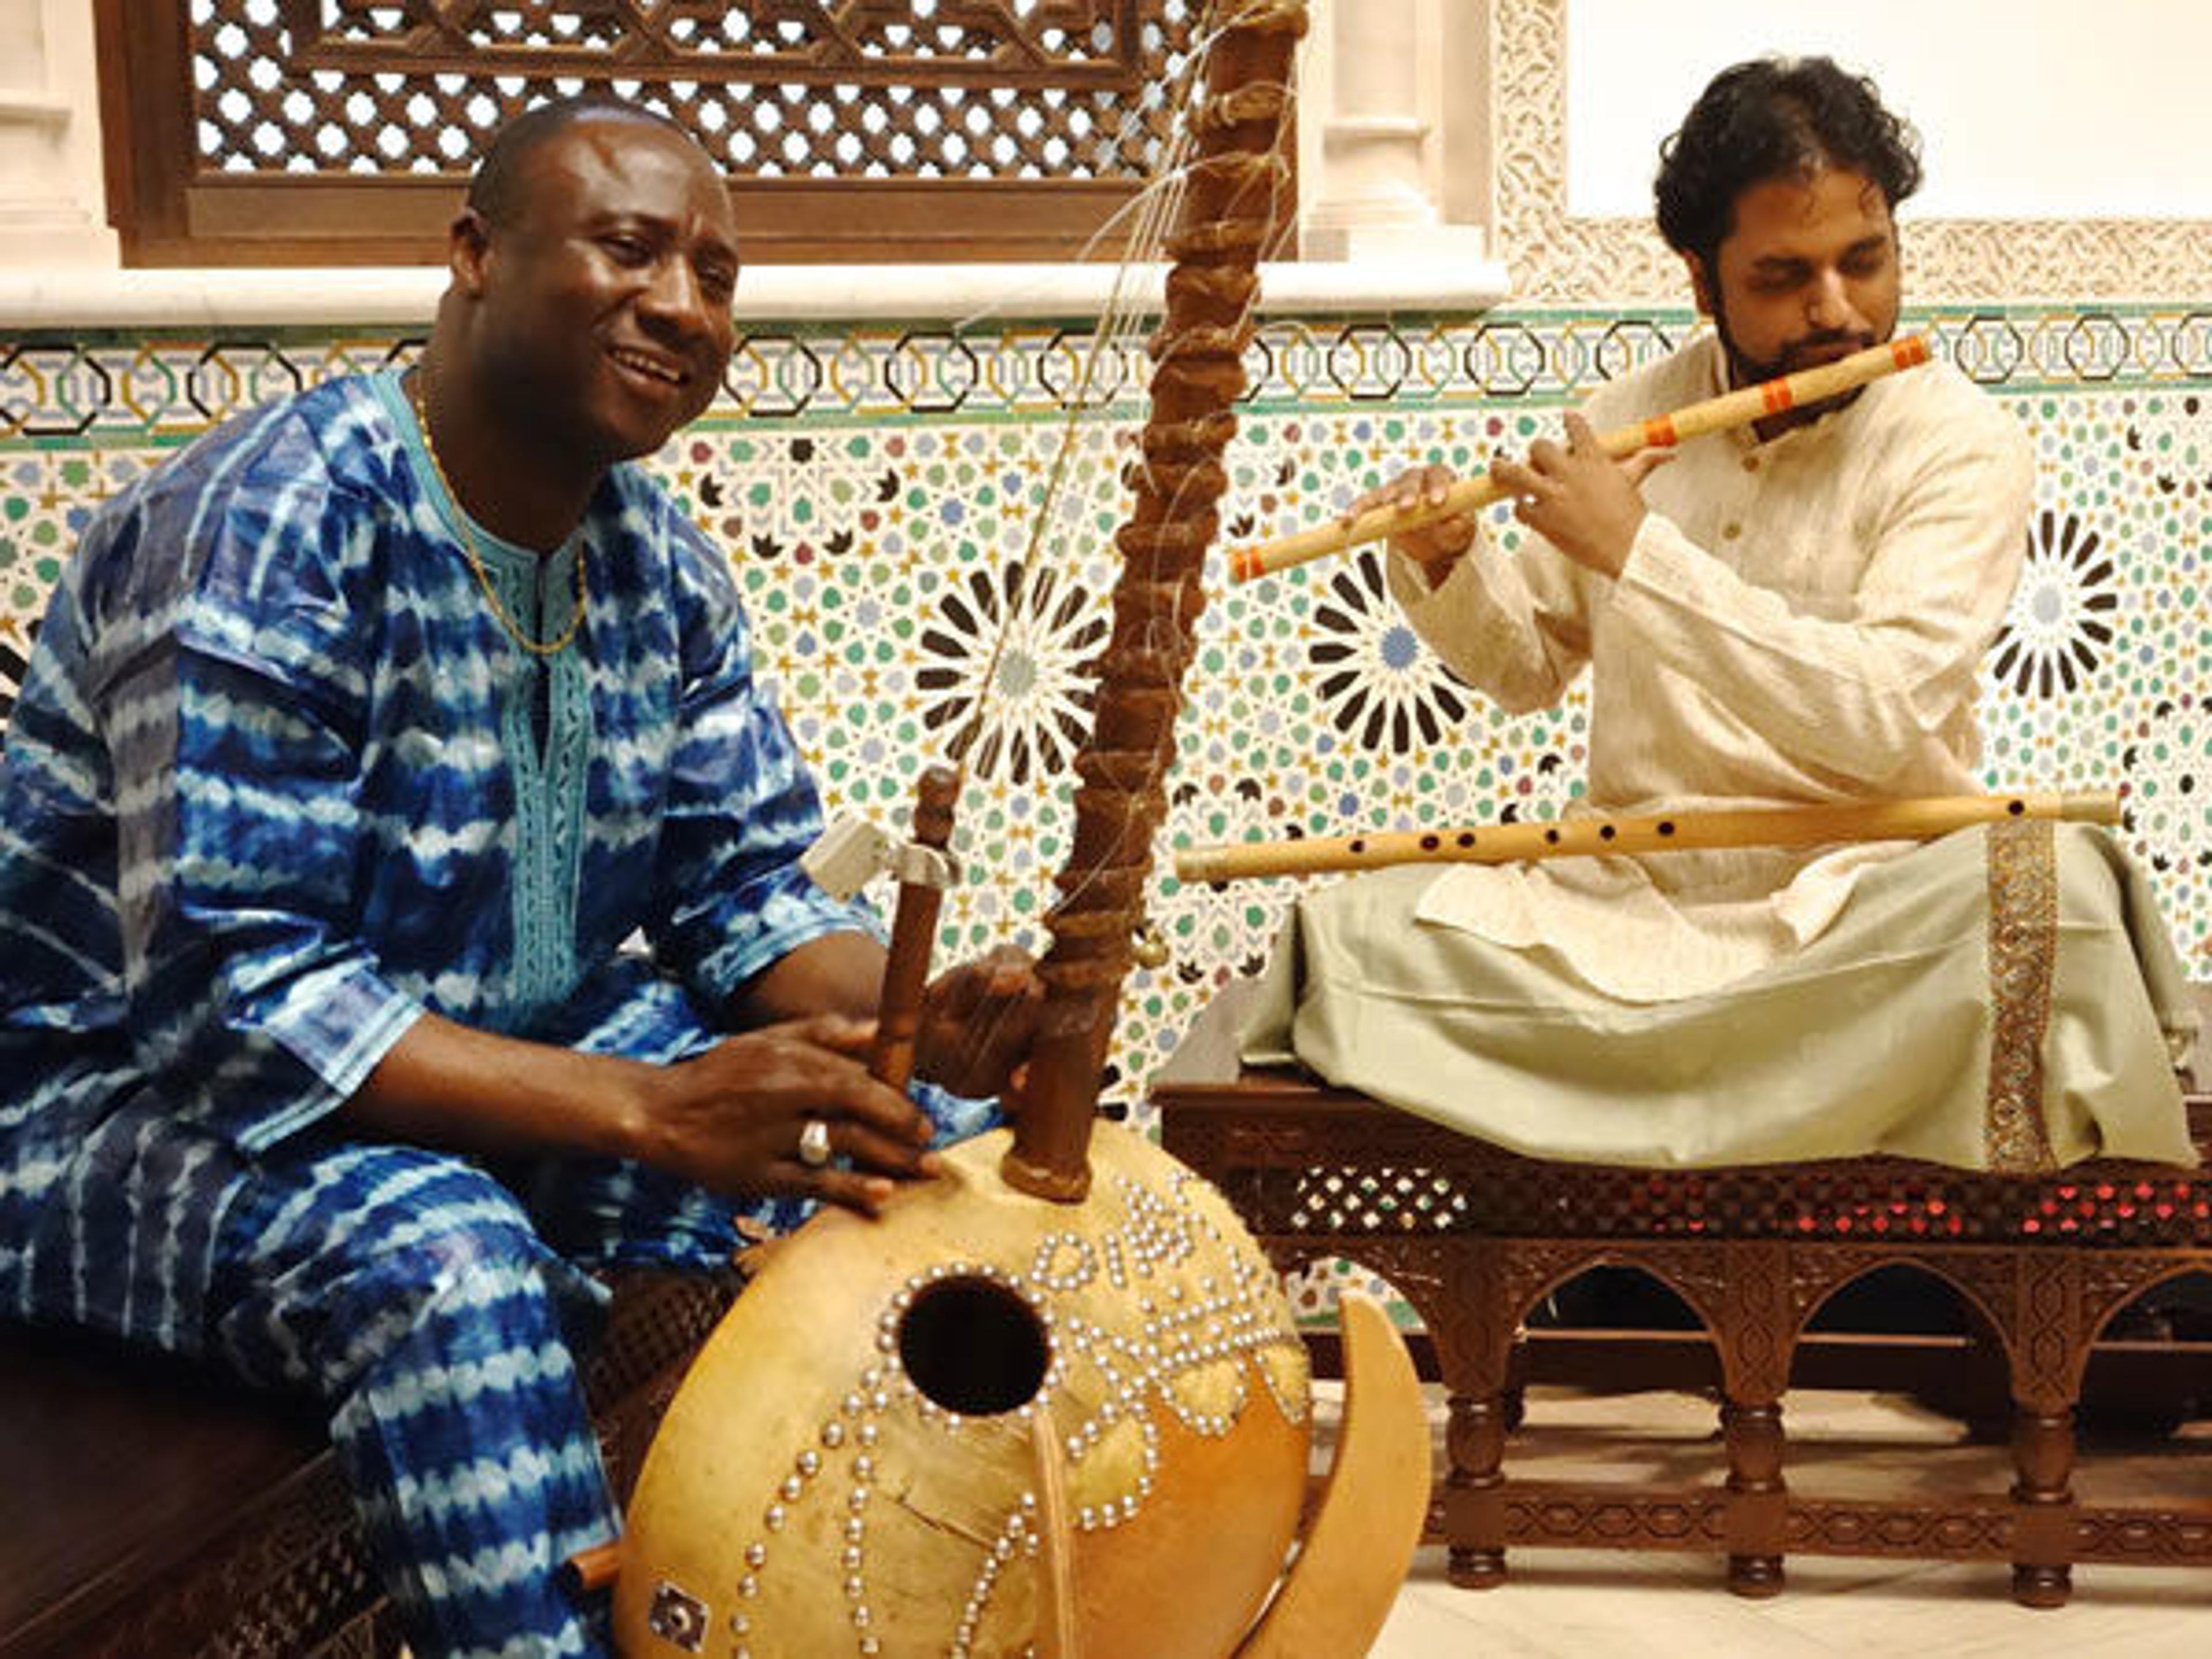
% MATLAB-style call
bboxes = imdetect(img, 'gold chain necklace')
[409,374,587,658]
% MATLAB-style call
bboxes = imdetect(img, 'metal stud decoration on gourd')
[613,1124,1314,1657]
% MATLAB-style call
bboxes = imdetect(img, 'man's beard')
[1711,295,1891,425]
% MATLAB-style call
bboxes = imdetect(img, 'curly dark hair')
[1654,56,1922,274]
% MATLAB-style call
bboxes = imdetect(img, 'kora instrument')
[598,7,1431,1656]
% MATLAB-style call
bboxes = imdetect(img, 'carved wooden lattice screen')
[94,1,1212,266]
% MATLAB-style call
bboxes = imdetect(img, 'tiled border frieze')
[10,307,2212,440]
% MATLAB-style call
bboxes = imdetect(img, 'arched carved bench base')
[1155,1060,2212,1610]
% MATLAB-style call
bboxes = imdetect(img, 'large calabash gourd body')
[613,1123,1312,1658]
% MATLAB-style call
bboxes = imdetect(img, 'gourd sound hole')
[898,1277,1051,1416]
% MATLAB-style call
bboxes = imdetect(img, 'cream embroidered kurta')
[1387,335,2036,1002]
[1240,335,2199,1170]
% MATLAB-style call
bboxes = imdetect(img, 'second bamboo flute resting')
[1175,791,2118,884]
[1226,334,1934,583]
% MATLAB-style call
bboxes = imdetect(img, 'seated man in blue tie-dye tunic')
[0,97,1034,1658]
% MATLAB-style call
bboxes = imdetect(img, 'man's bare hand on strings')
[914,942,1041,1105]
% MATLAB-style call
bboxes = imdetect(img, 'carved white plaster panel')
[1496,0,2212,303]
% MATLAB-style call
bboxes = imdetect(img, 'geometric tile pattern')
[5,311,2209,1185]
[17,308,2212,438]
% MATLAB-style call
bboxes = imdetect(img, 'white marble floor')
[1372,1544,2212,1657]
[1363,1384,2212,1657]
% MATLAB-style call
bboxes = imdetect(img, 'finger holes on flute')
[1420,834,1440,851]
[1544,828,1561,845]
[2006,799,2026,815]
[1599,825,1616,841]
[1457,832,1477,849]
[1658,821,1676,837]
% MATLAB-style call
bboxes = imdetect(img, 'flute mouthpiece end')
[1174,849,1224,882]
[2060,790,2122,825]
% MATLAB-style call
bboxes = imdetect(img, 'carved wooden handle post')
[869,763,961,1093]
[1003,2,1307,1203]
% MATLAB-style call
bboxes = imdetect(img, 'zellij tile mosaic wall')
[5,309,2209,1310]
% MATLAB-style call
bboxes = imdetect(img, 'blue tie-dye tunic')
[0,370,919,1352]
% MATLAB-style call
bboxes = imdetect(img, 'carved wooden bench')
[0,1270,737,1659]
[1152,991,2212,1608]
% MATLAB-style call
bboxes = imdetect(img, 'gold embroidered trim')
[1985,817,2059,1172]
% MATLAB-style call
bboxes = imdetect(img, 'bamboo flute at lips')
[1225,333,1935,583]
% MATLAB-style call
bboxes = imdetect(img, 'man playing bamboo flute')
[1243,55,2196,1170]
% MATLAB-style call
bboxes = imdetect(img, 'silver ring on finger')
[798,1117,833,1169]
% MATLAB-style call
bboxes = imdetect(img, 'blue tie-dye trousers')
[207,1135,768,1659]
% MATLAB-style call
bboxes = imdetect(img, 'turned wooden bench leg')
[1446,1388,1510,1588]
[1722,1397,1787,1596]
[1718,1240,1793,1596]
[2009,1403,2077,1607]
